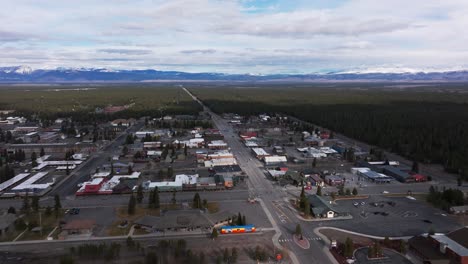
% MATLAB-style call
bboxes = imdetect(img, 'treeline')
[427,186,464,211]
[189,86,468,178]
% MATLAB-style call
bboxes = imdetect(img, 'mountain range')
[1,66,468,82]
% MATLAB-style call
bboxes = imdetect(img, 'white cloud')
[0,0,467,73]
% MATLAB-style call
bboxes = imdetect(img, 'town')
[0,86,466,264]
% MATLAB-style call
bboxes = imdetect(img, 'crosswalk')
[278,237,322,243]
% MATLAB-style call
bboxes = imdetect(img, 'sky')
[1,0,468,74]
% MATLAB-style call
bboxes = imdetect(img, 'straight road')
[183,86,335,264]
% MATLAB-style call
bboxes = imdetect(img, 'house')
[409,228,468,264]
[23,132,40,143]
[59,219,96,239]
[309,174,324,187]
[325,175,344,186]
[0,213,16,237]
[308,195,343,219]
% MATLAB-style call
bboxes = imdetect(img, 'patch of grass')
[107,221,132,236]
[108,205,161,236]
[206,202,219,214]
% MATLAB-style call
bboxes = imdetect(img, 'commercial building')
[207,140,228,150]
[308,194,345,219]
[252,148,270,159]
[264,155,287,166]
[11,172,54,195]
[204,158,237,167]
[324,175,344,186]
[0,173,31,193]
[409,227,468,264]
[353,168,393,183]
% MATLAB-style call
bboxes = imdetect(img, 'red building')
[409,227,468,264]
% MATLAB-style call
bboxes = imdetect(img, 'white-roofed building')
[252,148,270,159]
[207,140,228,150]
[264,156,287,165]
[11,172,53,194]
[0,173,30,192]
[204,158,238,167]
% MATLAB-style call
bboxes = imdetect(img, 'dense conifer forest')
[189,83,468,178]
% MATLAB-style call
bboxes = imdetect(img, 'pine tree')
[154,187,160,209]
[193,193,201,209]
[54,194,61,218]
[136,184,144,204]
[242,215,246,226]
[22,194,30,213]
[352,187,358,196]
[211,228,218,239]
[344,237,354,258]
[40,147,45,157]
[237,212,242,225]
[412,161,420,173]
[316,185,322,196]
[223,248,229,262]
[128,194,136,215]
[231,247,238,263]
[295,224,302,239]
[312,158,317,168]
[32,196,39,212]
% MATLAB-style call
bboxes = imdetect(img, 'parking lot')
[329,195,461,237]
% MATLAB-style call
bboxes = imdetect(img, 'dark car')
[423,219,432,224]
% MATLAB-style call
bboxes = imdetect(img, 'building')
[111,118,134,127]
[23,132,40,143]
[11,172,54,195]
[308,195,344,219]
[409,228,468,264]
[264,155,287,166]
[204,158,237,167]
[76,177,106,195]
[273,146,285,155]
[143,141,162,150]
[309,174,324,187]
[252,148,270,159]
[353,168,393,183]
[207,140,228,150]
[450,205,468,215]
[59,219,96,239]
[325,175,344,186]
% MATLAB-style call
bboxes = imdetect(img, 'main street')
[183,87,335,264]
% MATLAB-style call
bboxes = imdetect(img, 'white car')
[382,191,389,194]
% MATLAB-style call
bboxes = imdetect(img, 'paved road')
[183,87,334,264]
[0,189,250,209]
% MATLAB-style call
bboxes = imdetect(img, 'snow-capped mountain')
[0,65,33,75]
[0,65,468,82]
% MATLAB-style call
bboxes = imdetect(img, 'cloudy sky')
[1,0,468,74]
